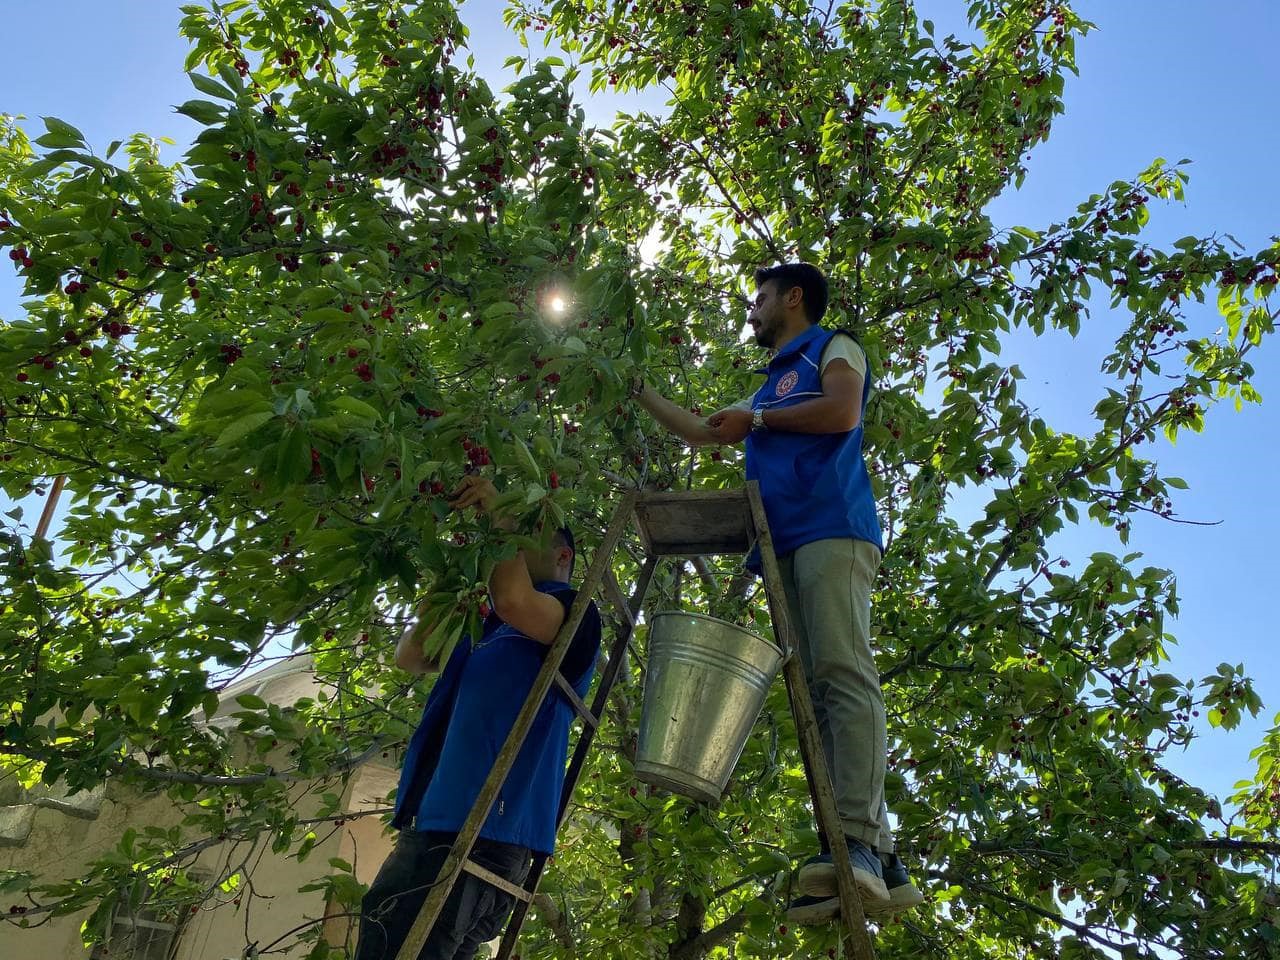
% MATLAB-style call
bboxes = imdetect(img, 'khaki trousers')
[779,537,893,853]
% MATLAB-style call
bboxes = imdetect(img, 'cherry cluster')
[461,438,491,467]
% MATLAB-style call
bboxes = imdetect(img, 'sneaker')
[784,893,841,925]
[865,852,924,918]
[796,837,890,905]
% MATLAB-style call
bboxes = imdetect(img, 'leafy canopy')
[1,0,1277,957]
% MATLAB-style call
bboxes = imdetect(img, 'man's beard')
[753,321,777,349]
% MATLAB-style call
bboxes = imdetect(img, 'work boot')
[865,852,924,918]
[796,836,890,905]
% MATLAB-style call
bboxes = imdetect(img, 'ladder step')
[603,569,637,628]
[461,858,533,903]
[554,671,599,729]
[634,489,755,556]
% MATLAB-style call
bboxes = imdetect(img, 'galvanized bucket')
[635,612,783,803]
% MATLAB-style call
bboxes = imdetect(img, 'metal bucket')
[635,612,783,803]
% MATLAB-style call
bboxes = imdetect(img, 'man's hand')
[448,475,498,514]
[632,379,720,446]
[706,408,752,444]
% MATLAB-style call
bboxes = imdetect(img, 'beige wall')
[0,763,400,960]
[1,657,403,960]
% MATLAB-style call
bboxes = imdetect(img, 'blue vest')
[390,581,596,855]
[744,325,882,568]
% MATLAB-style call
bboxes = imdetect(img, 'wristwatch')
[752,408,767,432]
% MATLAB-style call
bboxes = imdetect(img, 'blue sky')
[1,1,1276,806]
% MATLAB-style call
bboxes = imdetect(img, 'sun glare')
[549,295,567,313]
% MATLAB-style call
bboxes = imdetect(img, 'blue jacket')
[744,325,882,568]
[391,581,600,855]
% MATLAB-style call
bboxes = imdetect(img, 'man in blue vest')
[356,475,602,959]
[632,263,922,924]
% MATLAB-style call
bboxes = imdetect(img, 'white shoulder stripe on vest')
[759,391,823,408]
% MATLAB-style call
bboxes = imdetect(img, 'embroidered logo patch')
[776,371,799,397]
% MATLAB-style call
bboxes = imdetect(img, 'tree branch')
[533,892,577,953]
[667,879,777,960]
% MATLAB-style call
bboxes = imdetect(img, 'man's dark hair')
[552,526,576,579]
[753,262,828,324]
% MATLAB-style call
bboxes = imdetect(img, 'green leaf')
[35,131,86,150]
[176,100,225,126]
[302,307,351,326]
[42,116,86,145]
[275,427,312,487]
[213,411,275,447]
[189,72,237,100]
[510,436,541,478]
[330,396,382,421]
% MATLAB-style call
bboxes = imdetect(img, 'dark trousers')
[355,830,532,960]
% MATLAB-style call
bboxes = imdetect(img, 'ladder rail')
[391,490,640,960]
[495,553,659,960]
[746,482,878,960]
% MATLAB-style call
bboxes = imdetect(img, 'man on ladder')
[632,262,923,923]
[356,476,602,959]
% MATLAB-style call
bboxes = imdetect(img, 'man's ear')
[785,285,804,310]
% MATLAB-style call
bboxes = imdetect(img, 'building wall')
[0,765,401,960]
[0,660,403,960]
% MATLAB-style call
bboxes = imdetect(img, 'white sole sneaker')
[797,859,891,905]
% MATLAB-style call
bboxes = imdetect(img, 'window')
[88,904,183,960]
[88,872,207,960]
